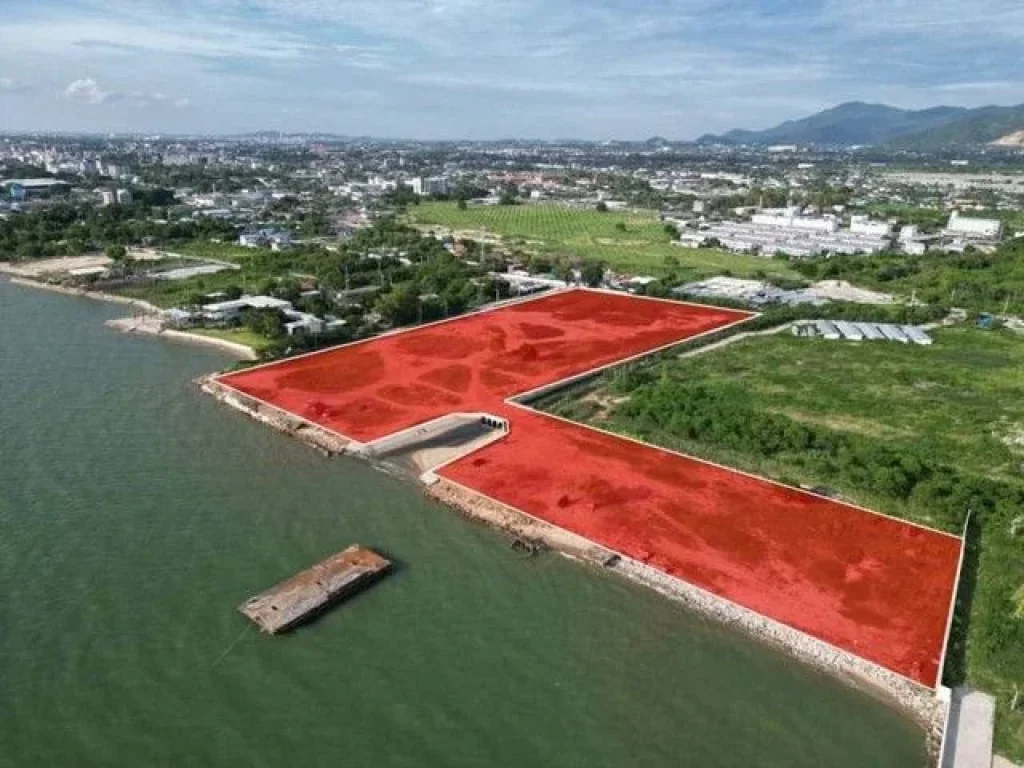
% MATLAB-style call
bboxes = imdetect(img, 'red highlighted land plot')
[217,289,962,688]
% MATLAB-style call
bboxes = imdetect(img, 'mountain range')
[697,101,1024,149]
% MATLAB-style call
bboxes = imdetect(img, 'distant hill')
[697,101,1024,149]
[884,104,1024,150]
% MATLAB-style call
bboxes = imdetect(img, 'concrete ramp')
[942,688,995,768]
[363,413,508,475]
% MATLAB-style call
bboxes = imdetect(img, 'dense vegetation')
[109,218,507,357]
[794,237,1024,315]
[539,324,1024,759]
[885,104,1024,151]
[0,200,236,259]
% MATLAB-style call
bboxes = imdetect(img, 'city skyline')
[1,0,1023,139]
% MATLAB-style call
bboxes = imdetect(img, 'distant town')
[1,134,1021,359]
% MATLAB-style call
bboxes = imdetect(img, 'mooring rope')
[211,623,253,668]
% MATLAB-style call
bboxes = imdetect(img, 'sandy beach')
[2,274,257,360]
[105,316,258,359]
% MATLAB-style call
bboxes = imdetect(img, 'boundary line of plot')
[208,286,964,689]
[428,470,946,695]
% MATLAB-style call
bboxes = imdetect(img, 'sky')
[0,0,1022,140]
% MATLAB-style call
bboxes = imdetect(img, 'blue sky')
[1,0,1022,139]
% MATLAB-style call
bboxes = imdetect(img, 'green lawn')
[188,327,274,353]
[407,202,800,280]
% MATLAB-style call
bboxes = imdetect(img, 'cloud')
[0,17,315,62]
[64,79,188,108]
[64,78,116,104]
[3,0,1022,138]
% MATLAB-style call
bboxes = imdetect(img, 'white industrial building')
[673,276,828,307]
[202,296,293,322]
[897,224,929,255]
[677,210,893,259]
[752,208,840,233]
[944,212,1003,241]
[849,215,893,237]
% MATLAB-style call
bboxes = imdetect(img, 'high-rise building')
[409,176,450,196]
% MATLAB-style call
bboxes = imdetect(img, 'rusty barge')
[240,545,391,634]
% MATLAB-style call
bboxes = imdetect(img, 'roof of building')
[204,295,292,313]
[1,178,69,188]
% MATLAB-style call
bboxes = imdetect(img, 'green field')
[407,202,801,280]
[113,242,292,309]
[665,327,1024,489]
[113,268,256,309]
[538,324,1024,760]
[188,327,274,353]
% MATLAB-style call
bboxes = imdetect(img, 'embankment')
[425,474,948,759]
[200,377,358,456]
[201,368,949,764]
[3,275,162,313]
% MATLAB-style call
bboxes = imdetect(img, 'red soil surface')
[218,288,961,687]
[219,290,746,442]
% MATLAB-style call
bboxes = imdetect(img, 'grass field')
[188,327,274,353]
[112,241,286,309]
[665,327,1024,489]
[538,324,1024,760]
[407,202,801,280]
[113,269,255,308]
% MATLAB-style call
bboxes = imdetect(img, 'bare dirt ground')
[0,255,112,278]
[806,280,895,304]
[580,391,630,420]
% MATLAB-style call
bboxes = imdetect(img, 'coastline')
[425,476,947,745]
[2,274,258,361]
[200,374,947,762]
[4,274,164,313]
[6,272,948,762]
[105,316,257,360]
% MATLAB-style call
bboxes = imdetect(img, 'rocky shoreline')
[4,274,163,312]
[199,377,358,456]
[425,476,946,758]
[200,371,948,762]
